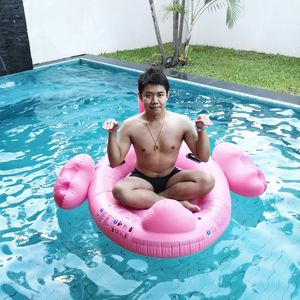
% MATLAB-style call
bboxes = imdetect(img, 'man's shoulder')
[167,111,190,122]
[125,113,142,122]
[122,114,142,129]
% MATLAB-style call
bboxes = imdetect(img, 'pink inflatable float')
[54,141,267,258]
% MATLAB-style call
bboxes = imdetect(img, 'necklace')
[144,113,166,151]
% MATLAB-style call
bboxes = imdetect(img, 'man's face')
[140,84,169,113]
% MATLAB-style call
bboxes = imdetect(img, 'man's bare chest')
[130,125,183,153]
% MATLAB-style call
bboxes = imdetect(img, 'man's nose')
[151,95,159,102]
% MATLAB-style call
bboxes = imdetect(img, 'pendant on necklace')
[154,145,159,151]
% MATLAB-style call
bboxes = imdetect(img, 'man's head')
[137,68,170,113]
[138,68,169,96]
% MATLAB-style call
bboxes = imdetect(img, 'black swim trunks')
[130,167,181,194]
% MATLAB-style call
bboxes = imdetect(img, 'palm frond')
[193,0,225,24]
[226,0,242,29]
[207,1,226,13]
[164,3,186,16]
[199,0,241,29]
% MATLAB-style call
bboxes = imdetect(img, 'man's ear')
[138,92,145,113]
[138,92,142,101]
[166,91,170,100]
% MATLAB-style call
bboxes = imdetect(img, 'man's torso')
[126,111,189,177]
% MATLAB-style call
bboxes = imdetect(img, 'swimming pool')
[0,58,299,299]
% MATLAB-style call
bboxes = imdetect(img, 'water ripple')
[0,62,299,299]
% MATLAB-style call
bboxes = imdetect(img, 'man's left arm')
[183,114,212,162]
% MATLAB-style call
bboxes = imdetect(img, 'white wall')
[190,0,300,58]
[23,0,172,64]
[23,0,300,64]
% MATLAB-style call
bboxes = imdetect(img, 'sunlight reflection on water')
[0,61,299,299]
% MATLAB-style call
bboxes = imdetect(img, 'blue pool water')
[0,59,299,299]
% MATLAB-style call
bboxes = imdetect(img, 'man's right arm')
[103,119,131,167]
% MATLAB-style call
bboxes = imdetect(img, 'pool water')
[0,59,299,299]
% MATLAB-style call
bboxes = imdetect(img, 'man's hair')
[138,67,170,95]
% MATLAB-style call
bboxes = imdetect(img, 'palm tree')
[152,0,242,67]
[183,0,242,63]
[172,0,186,66]
[148,0,166,65]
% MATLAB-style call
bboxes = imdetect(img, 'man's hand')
[195,114,213,131]
[102,119,119,133]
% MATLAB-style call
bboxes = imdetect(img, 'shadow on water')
[49,194,267,299]
[1,284,30,300]
[231,194,266,228]
[0,97,40,124]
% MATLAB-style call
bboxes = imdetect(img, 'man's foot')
[180,200,200,213]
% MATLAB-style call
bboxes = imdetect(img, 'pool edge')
[34,54,300,109]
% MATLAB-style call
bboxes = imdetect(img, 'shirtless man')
[102,68,215,212]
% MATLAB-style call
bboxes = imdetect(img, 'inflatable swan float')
[53,140,267,258]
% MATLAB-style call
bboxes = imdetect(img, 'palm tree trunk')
[183,0,194,63]
[173,0,179,49]
[149,0,166,65]
[177,0,185,63]
[172,0,179,65]
[183,32,192,62]
[172,0,186,66]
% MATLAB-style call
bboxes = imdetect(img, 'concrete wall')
[23,0,172,64]
[23,0,300,64]
[190,0,300,58]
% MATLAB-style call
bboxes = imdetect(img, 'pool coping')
[34,54,300,108]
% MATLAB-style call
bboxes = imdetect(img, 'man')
[102,68,214,212]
